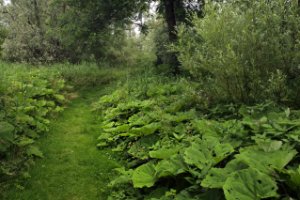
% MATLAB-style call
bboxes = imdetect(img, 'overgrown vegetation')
[0,63,67,182]
[1,87,120,200]
[1,0,300,199]
[93,70,300,199]
[0,62,131,196]
[176,0,300,105]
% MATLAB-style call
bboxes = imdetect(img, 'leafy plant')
[0,63,67,181]
[94,73,300,199]
[176,0,300,105]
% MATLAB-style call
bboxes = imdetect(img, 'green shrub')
[176,0,300,105]
[0,62,67,181]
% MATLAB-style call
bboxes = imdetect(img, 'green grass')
[2,87,120,200]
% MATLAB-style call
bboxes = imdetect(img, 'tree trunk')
[163,0,177,42]
[32,0,41,29]
[163,0,180,74]
[63,2,67,13]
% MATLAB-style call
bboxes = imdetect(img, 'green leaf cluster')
[0,65,67,179]
[95,76,300,200]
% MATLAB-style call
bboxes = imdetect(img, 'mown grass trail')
[3,88,119,200]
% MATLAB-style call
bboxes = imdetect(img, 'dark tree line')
[0,0,205,69]
[2,0,298,69]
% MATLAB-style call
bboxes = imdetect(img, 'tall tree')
[156,0,204,73]
[1,0,205,64]
[1,0,63,62]
[51,0,205,65]
[160,0,205,41]
[162,0,180,73]
[48,0,151,62]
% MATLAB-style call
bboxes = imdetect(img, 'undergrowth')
[0,63,67,184]
[48,62,136,89]
[93,70,300,200]
[0,61,128,194]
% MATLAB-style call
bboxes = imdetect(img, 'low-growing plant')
[94,73,300,199]
[0,63,67,183]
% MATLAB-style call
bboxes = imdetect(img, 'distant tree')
[46,0,151,63]
[1,0,63,63]
[0,0,205,65]
[55,0,204,71]
[157,0,205,73]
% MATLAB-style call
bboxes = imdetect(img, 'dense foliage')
[1,0,300,199]
[0,64,67,181]
[1,0,61,63]
[0,0,205,66]
[176,0,300,105]
[94,72,300,199]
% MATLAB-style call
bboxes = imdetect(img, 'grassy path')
[3,88,119,200]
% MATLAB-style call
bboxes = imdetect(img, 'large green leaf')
[104,124,130,134]
[202,168,234,189]
[149,146,181,160]
[236,145,297,172]
[155,154,187,178]
[17,137,35,147]
[202,159,248,189]
[184,136,234,171]
[192,120,218,137]
[129,123,161,137]
[27,146,44,158]
[223,169,278,200]
[128,113,153,126]
[255,140,283,152]
[109,167,133,187]
[132,162,157,188]
[184,139,213,170]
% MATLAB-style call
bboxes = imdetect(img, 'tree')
[0,0,205,65]
[158,0,205,73]
[47,0,151,63]
[1,0,63,63]
[50,0,205,67]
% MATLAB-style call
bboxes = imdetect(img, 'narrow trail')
[3,88,119,200]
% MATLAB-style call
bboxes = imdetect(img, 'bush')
[176,0,300,105]
[0,63,67,182]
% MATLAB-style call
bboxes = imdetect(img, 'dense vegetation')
[1,0,300,199]
[0,64,66,180]
[94,71,300,199]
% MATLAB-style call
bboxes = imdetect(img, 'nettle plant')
[94,75,300,199]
